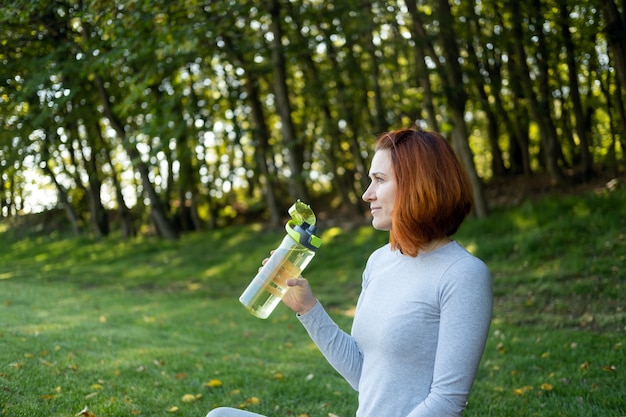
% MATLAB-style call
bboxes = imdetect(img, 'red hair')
[375,127,473,257]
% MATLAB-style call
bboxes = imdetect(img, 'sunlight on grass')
[320,226,343,243]
[510,209,539,231]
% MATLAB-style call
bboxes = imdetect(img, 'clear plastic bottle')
[239,201,322,319]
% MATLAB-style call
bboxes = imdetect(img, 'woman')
[207,127,493,417]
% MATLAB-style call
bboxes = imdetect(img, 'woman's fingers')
[286,276,307,287]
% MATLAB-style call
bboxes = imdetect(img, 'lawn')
[1,184,625,417]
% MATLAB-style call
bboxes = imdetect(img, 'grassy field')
[1,184,625,417]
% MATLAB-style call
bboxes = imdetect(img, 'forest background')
[1,0,626,236]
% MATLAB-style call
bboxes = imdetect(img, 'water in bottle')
[239,201,322,319]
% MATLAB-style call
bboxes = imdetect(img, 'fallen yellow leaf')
[181,394,196,402]
[513,385,533,395]
[167,406,179,413]
[206,379,223,388]
[540,383,554,391]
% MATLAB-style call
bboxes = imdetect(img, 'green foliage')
[2,0,625,232]
[0,188,625,416]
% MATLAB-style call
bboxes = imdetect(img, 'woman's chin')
[371,219,391,231]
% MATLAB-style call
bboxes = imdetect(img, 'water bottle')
[239,200,322,319]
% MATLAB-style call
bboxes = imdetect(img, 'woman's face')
[362,149,396,231]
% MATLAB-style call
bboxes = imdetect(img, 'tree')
[510,0,565,183]
[557,0,593,176]
[406,0,488,217]
[269,0,310,202]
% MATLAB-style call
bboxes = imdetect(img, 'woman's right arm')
[296,301,363,390]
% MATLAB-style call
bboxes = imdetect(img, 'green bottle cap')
[288,200,316,227]
[285,200,322,251]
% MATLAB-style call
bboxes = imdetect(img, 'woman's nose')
[362,184,374,202]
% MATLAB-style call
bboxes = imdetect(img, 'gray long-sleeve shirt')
[298,241,493,417]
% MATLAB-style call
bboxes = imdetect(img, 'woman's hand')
[282,276,317,315]
[258,254,317,315]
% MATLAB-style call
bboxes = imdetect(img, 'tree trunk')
[465,3,513,177]
[41,133,81,235]
[490,6,531,176]
[558,0,593,176]
[181,66,208,232]
[613,77,626,169]
[405,0,440,132]
[245,74,282,228]
[465,40,507,177]
[79,121,109,237]
[101,137,136,239]
[175,136,194,233]
[362,0,387,133]
[434,0,488,218]
[0,176,6,218]
[449,108,489,218]
[600,0,626,109]
[287,7,363,217]
[93,74,178,240]
[510,0,565,183]
[220,32,282,228]
[326,26,370,194]
[404,0,488,216]
[269,0,309,201]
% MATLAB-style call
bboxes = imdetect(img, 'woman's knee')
[206,407,265,417]
[205,407,232,417]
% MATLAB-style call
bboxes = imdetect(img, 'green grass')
[1,185,625,417]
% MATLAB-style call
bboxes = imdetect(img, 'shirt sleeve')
[407,256,493,417]
[297,301,363,390]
